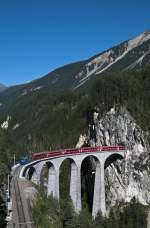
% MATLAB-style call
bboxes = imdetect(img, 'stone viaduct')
[19,149,126,217]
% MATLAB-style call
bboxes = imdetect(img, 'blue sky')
[0,0,150,86]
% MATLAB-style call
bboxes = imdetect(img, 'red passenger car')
[31,146,127,161]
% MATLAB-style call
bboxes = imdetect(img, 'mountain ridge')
[1,29,150,96]
[73,30,150,88]
[1,30,150,92]
[0,29,150,117]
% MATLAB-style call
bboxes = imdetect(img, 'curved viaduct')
[19,149,126,217]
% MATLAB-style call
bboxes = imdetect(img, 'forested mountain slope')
[0,66,149,157]
[0,29,150,115]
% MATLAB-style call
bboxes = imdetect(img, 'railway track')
[12,166,35,228]
[14,177,27,228]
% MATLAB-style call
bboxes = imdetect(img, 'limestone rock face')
[77,106,150,208]
[76,134,87,148]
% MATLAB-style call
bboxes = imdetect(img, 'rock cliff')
[77,106,150,208]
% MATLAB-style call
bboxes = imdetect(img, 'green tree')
[92,211,108,228]
[32,188,62,228]
[60,196,75,228]
[0,195,6,228]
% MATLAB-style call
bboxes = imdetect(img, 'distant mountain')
[0,29,150,120]
[0,83,6,93]
[74,30,150,89]
[1,29,150,100]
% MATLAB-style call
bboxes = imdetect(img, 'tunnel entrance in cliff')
[104,153,124,209]
[81,156,99,213]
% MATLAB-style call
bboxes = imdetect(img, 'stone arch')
[59,157,77,170]
[104,153,124,169]
[27,166,36,180]
[22,165,33,178]
[104,152,124,210]
[59,157,77,200]
[26,166,42,185]
[40,161,55,192]
[80,155,100,213]
[46,162,57,197]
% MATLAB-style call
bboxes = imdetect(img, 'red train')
[31,146,127,161]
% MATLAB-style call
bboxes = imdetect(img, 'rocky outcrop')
[77,106,150,208]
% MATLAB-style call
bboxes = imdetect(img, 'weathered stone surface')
[77,106,150,208]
